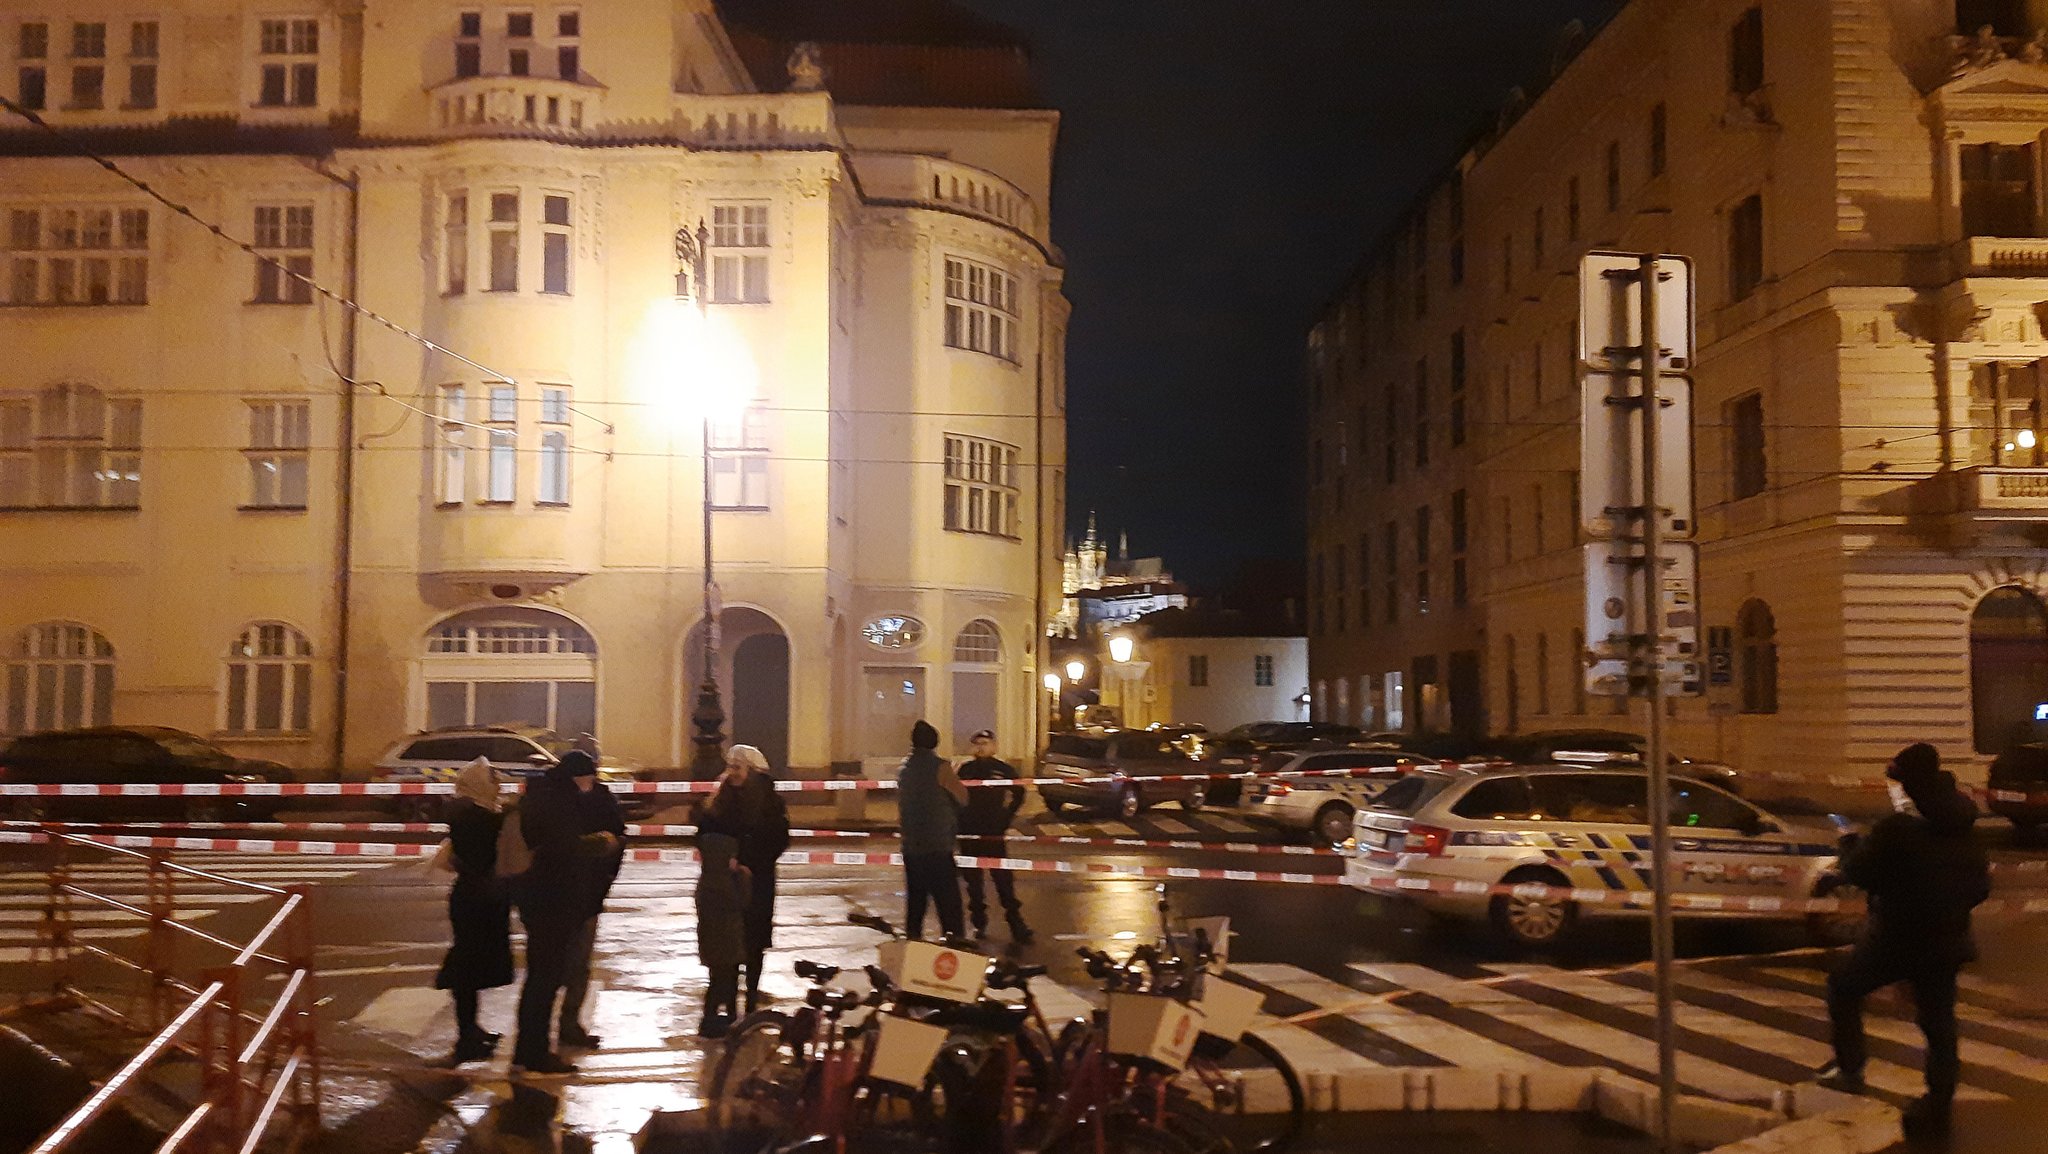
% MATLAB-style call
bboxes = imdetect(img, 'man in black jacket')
[510,753,621,1075]
[957,729,1033,944]
[1817,742,1991,1138]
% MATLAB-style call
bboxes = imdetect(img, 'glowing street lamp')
[1042,672,1062,692]
[1065,658,1086,683]
[1108,635,1134,664]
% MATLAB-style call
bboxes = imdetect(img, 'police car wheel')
[1313,804,1353,845]
[1489,867,1576,949]
[1115,788,1141,820]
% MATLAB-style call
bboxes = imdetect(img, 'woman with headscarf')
[434,758,514,1064]
[694,744,789,1014]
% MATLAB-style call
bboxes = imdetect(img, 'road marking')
[1150,818,1197,836]
[1199,815,1254,834]
[1352,962,1513,995]
[1239,963,1555,1072]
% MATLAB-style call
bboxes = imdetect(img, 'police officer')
[957,728,1033,944]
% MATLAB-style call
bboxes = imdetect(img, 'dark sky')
[955,0,1623,589]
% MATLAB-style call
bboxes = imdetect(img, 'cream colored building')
[1309,0,2048,782]
[1096,612,1307,733]
[0,0,1068,774]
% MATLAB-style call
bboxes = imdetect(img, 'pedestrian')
[434,758,514,1064]
[956,728,1033,944]
[510,751,622,1075]
[1816,742,1991,1138]
[692,744,789,1014]
[897,720,968,939]
[557,749,625,1049]
[692,827,749,1038]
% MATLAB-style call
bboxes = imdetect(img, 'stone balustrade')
[851,152,1039,238]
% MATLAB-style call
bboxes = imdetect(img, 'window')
[1737,599,1778,714]
[1357,532,1371,626]
[1414,505,1431,614]
[1501,232,1514,293]
[1727,194,1764,301]
[68,21,104,110]
[1254,654,1275,687]
[0,383,139,508]
[486,384,516,501]
[3,206,150,305]
[1605,139,1621,211]
[538,386,570,505]
[1382,519,1398,624]
[17,21,47,111]
[1532,206,1545,266]
[252,205,314,304]
[1669,779,1759,831]
[487,192,518,291]
[425,607,597,738]
[1188,654,1209,687]
[557,10,580,79]
[506,11,534,38]
[1503,634,1520,732]
[1535,633,1551,715]
[1566,176,1580,241]
[245,399,309,508]
[1449,488,1468,553]
[1532,483,1546,554]
[1961,143,2039,238]
[1333,548,1348,632]
[1528,773,1647,825]
[1450,776,1538,820]
[257,18,319,107]
[224,623,313,733]
[711,405,769,510]
[710,202,769,303]
[1974,360,2048,466]
[943,255,1019,360]
[1728,7,1764,97]
[1729,391,1766,499]
[541,193,571,294]
[126,21,156,109]
[4,623,114,733]
[943,433,1020,537]
[509,46,529,75]
[1450,333,1466,446]
[1382,386,1398,482]
[953,620,1001,663]
[1648,102,1667,177]
[1499,495,1514,561]
[1413,358,1430,467]
[455,11,481,76]
[436,385,467,504]
[444,193,468,293]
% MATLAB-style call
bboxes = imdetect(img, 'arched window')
[0,383,141,509]
[1738,599,1778,714]
[952,620,1002,663]
[423,607,597,737]
[4,622,114,733]
[1971,586,2048,753]
[1503,635,1520,734]
[225,623,313,733]
[1535,632,1551,716]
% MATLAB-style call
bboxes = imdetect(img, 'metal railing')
[4,829,319,1153]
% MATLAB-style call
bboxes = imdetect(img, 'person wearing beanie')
[956,729,1033,943]
[1816,742,1990,1139]
[897,720,969,938]
[509,748,622,1076]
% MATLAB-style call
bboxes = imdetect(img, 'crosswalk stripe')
[1749,965,2048,1062]
[1198,815,1253,833]
[1350,962,1500,993]
[1240,963,1557,1072]
[1094,822,1139,838]
[1150,818,1196,836]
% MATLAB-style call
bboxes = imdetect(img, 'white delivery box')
[866,1012,950,1088]
[876,939,990,1003]
[1192,975,1263,1043]
[1106,992,1206,1071]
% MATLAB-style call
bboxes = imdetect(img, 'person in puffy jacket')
[898,720,968,939]
[693,744,788,1015]
[1816,742,1991,1138]
[692,829,748,1038]
[434,758,513,1064]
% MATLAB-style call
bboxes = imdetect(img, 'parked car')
[0,726,293,823]
[1038,728,1208,819]
[1245,748,1420,843]
[1473,728,1742,792]
[372,726,652,820]
[1205,721,1368,805]
[1345,762,1844,949]
[1987,743,2048,836]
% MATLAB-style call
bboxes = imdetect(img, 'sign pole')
[1638,254,1678,1153]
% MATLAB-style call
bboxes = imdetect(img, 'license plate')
[1357,828,1389,848]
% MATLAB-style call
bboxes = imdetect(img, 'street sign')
[1578,252,1693,373]
[1581,369,1696,540]
[1582,539,1703,697]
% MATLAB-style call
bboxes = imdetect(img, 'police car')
[1244,747,1418,843]
[1344,762,1845,949]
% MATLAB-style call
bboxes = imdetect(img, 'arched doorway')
[684,606,790,770]
[422,607,597,739]
[949,620,1001,754]
[1972,586,2048,754]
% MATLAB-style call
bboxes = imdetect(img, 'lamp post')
[676,219,726,781]
[1108,635,1135,726]
[1043,671,1062,734]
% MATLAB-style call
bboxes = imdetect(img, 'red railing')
[5,829,319,1153]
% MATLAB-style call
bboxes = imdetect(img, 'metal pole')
[1639,254,1677,1153]
[682,219,726,781]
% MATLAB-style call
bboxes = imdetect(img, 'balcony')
[1953,236,2048,277]
[422,507,592,594]
[1950,465,2048,516]
[670,91,839,148]
[850,153,1040,239]
[430,74,606,137]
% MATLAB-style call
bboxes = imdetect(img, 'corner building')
[0,0,1068,774]
[1309,0,2048,782]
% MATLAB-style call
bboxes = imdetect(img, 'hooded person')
[694,743,788,1014]
[556,748,627,1049]
[1817,742,1992,1138]
[509,748,622,1075]
[434,758,514,1064]
[896,720,969,939]
[692,828,749,1037]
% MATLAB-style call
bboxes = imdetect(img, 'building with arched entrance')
[0,0,1066,774]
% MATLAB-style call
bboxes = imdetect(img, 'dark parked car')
[1988,743,2048,836]
[1473,728,1741,792]
[1206,721,1370,805]
[1039,728,1208,819]
[0,726,293,823]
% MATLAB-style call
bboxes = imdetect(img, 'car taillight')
[1404,824,1451,856]
[1270,782,1292,797]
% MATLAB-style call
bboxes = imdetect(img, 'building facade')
[1095,611,1307,733]
[1309,0,2048,781]
[0,0,1068,773]
[1051,514,1188,638]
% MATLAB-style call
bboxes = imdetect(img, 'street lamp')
[675,219,727,782]
[1108,635,1134,664]
[1043,671,1063,733]
[1065,658,1086,683]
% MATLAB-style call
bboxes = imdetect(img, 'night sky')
[956,0,1623,589]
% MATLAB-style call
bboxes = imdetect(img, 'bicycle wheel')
[710,1010,808,1144]
[1170,1031,1304,1154]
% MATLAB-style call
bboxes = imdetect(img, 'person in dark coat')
[693,828,749,1038]
[435,758,514,1064]
[1817,742,1991,1138]
[898,720,968,939]
[510,751,621,1075]
[693,744,789,1014]
[956,728,1032,943]
[557,750,626,1049]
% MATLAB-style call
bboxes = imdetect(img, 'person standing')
[1816,742,1991,1138]
[557,749,625,1049]
[434,758,514,1064]
[898,720,968,939]
[510,753,621,1075]
[692,826,749,1038]
[956,728,1033,943]
[693,744,788,1015]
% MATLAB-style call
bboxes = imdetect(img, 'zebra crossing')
[1022,808,1272,841]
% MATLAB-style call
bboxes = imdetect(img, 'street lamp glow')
[1043,672,1062,692]
[628,297,758,431]
[1065,659,1086,682]
[2023,429,2039,450]
[1108,635,1134,663]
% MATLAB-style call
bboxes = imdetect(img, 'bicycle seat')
[985,962,1048,990]
[806,986,865,1014]
[794,959,840,983]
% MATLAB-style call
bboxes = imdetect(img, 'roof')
[715,0,1040,109]
[1133,606,1305,640]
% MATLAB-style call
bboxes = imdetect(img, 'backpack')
[494,806,532,880]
